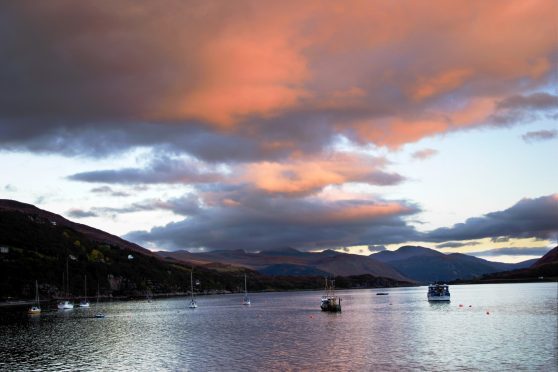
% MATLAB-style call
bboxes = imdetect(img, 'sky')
[1,0,557,263]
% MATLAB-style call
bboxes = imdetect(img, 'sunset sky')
[1,1,557,262]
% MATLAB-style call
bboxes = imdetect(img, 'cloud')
[496,93,558,111]
[491,236,511,243]
[412,148,438,160]
[522,130,557,143]
[242,153,404,196]
[0,0,556,159]
[69,155,224,185]
[81,194,201,217]
[469,247,552,257]
[3,184,17,192]
[424,194,558,242]
[368,245,387,252]
[67,208,98,218]
[436,241,480,248]
[124,189,421,251]
[90,186,130,197]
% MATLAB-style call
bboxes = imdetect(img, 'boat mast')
[244,274,247,296]
[66,256,69,299]
[35,280,40,307]
[190,270,194,301]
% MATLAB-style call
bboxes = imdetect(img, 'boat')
[94,283,105,318]
[242,274,251,305]
[376,292,389,296]
[188,270,197,309]
[427,283,450,301]
[79,275,90,307]
[58,257,74,310]
[320,277,341,312]
[28,280,41,315]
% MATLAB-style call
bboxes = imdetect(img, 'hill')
[473,246,558,282]
[158,247,410,281]
[371,246,537,283]
[0,199,412,300]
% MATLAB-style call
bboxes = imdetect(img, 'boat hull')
[321,297,341,312]
[427,295,450,301]
[58,301,74,310]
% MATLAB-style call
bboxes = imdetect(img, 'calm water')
[1,283,556,371]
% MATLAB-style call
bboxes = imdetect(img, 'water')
[1,283,556,371]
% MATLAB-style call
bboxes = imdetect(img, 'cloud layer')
[424,194,558,242]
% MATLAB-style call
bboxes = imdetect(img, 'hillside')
[474,246,558,282]
[0,200,412,300]
[158,247,410,281]
[371,246,537,283]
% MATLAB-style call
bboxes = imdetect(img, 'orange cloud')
[242,153,399,195]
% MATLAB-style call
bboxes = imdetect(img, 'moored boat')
[320,277,341,312]
[427,283,450,301]
[242,274,251,305]
[188,270,197,309]
[28,280,41,315]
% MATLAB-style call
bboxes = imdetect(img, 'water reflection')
[1,283,556,370]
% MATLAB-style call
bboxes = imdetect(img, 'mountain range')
[1,199,555,301]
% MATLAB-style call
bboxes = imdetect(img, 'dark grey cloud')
[80,194,201,217]
[67,208,98,218]
[124,188,421,251]
[522,130,557,143]
[469,247,552,257]
[424,194,558,242]
[436,241,480,248]
[496,93,558,111]
[69,155,224,185]
[490,93,558,127]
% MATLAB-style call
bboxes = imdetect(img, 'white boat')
[79,276,90,307]
[94,283,105,318]
[58,300,74,310]
[58,257,74,310]
[427,283,450,301]
[242,274,251,305]
[28,280,41,315]
[188,270,197,309]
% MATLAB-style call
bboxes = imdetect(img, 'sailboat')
[79,275,90,307]
[94,282,105,318]
[28,280,41,314]
[242,274,251,305]
[58,256,74,310]
[188,270,197,309]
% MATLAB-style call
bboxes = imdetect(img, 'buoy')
[469,305,472,308]
[486,311,490,315]
[459,304,463,307]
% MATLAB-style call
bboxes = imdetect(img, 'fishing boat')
[427,283,450,301]
[28,280,41,315]
[94,283,105,318]
[242,274,251,305]
[79,276,90,307]
[58,257,74,310]
[188,270,197,309]
[320,277,341,312]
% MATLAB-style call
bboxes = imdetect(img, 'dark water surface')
[1,283,556,371]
